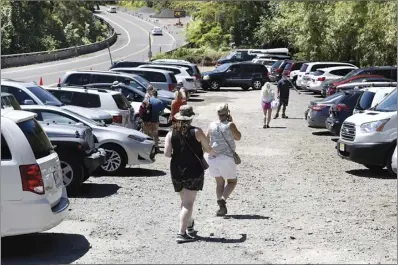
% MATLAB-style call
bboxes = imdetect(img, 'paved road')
[1,7,185,86]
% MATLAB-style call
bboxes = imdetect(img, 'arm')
[195,128,216,156]
[205,126,211,142]
[164,131,172,158]
[170,101,176,119]
[229,122,242,141]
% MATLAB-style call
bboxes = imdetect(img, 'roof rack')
[54,85,110,93]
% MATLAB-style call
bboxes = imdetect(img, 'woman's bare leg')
[267,109,272,126]
[263,108,267,126]
[215,177,225,200]
[223,179,238,200]
[179,190,193,228]
[178,189,198,235]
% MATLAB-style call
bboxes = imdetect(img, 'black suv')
[201,62,269,91]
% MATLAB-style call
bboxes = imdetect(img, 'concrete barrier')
[1,16,117,69]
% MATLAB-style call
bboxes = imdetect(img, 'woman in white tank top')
[206,103,241,217]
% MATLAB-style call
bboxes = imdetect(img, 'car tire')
[83,169,90,182]
[210,80,221,90]
[252,80,263,90]
[58,153,84,196]
[99,144,127,175]
[365,165,385,172]
[385,147,396,177]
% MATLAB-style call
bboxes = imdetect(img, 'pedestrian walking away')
[274,75,301,119]
[206,103,242,217]
[164,105,216,244]
[261,82,276,128]
[146,90,165,153]
[170,90,187,129]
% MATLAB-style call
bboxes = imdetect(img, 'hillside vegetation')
[1,1,110,55]
[126,0,396,67]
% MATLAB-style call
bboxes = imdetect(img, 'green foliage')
[152,47,230,66]
[1,1,111,54]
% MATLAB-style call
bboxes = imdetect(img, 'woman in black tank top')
[164,105,215,243]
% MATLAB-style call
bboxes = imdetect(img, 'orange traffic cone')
[39,77,43,86]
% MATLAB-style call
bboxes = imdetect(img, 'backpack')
[139,102,152,122]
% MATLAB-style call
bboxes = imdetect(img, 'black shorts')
[280,98,289,107]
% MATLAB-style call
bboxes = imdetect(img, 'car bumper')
[1,192,69,237]
[124,140,156,165]
[301,81,310,89]
[84,148,106,174]
[308,83,322,92]
[336,140,393,166]
[325,116,341,135]
[306,110,327,128]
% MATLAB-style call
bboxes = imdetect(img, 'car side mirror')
[23,99,35,105]
[126,94,134,100]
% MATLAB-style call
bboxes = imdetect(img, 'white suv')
[1,109,69,237]
[45,86,135,129]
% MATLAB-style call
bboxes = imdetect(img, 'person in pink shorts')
[261,82,275,128]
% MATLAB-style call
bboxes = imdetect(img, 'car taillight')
[113,115,123,123]
[20,164,44,195]
[195,74,200,80]
[285,70,291,77]
[168,84,175,91]
[312,104,326,111]
[276,68,283,73]
[336,104,349,112]
[317,77,326,81]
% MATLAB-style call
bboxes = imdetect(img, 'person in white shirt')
[261,82,275,128]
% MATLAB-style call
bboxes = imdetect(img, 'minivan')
[111,68,178,92]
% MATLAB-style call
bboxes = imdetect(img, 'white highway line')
[3,13,131,74]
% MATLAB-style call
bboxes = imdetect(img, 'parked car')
[296,62,356,89]
[1,109,68,237]
[307,66,358,93]
[282,60,307,85]
[353,86,396,115]
[151,60,202,90]
[216,48,289,66]
[138,64,197,93]
[111,68,178,92]
[201,62,269,91]
[325,89,363,135]
[151,27,163,35]
[305,92,345,128]
[251,58,278,72]
[337,88,397,176]
[335,81,396,92]
[269,60,290,82]
[392,145,397,174]
[326,74,389,96]
[109,61,150,70]
[21,105,156,174]
[46,86,134,129]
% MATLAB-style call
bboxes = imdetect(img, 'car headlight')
[360,119,389,133]
[203,75,210,80]
[128,134,146,142]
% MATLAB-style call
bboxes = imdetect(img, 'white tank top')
[209,121,236,158]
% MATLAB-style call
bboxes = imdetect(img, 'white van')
[336,88,397,175]
[1,109,69,237]
[353,86,396,115]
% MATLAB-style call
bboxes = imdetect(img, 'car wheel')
[385,147,396,177]
[59,153,84,196]
[210,80,221,90]
[99,144,127,174]
[364,165,385,172]
[252,80,263,90]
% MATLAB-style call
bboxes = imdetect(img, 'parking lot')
[2,69,396,264]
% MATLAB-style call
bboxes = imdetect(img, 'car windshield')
[374,89,397,112]
[323,92,344,102]
[299,64,309,72]
[62,108,105,126]
[27,85,64,106]
[226,52,236,59]
[271,61,282,69]
[216,63,232,72]
[133,75,150,89]
[343,69,359,79]
[356,91,376,110]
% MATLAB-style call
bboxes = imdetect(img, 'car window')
[375,89,397,112]
[48,90,73,104]
[271,61,283,69]
[112,94,130,110]
[284,63,293,70]
[1,85,36,105]
[343,92,361,108]
[300,63,309,72]
[169,73,178,83]
[70,93,101,108]
[40,110,79,125]
[1,95,21,110]
[17,118,53,159]
[235,52,243,59]
[292,62,303,71]
[229,65,241,73]
[118,87,144,101]
[27,86,63,106]
[144,71,167,82]
[356,91,376,110]
[1,135,12,160]
[313,70,325,76]
[91,75,118,84]
[65,73,91,86]
[311,64,328,72]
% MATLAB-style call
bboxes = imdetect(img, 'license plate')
[53,171,62,187]
[339,143,345,152]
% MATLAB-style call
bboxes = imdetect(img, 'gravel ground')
[2,67,397,264]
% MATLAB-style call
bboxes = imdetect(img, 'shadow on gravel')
[1,233,90,264]
[223,214,271,220]
[331,138,339,142]
[347,169,396,179]
[196,233,247,244]
[267,126,287,129]
[72,183,120,198]
[312,131,332,136]
[314,95,324,98]
[195,90,207,94]
[99,167,167,178]
[188,98,205,102]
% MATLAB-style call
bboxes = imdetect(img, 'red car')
[327,74,387,96]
